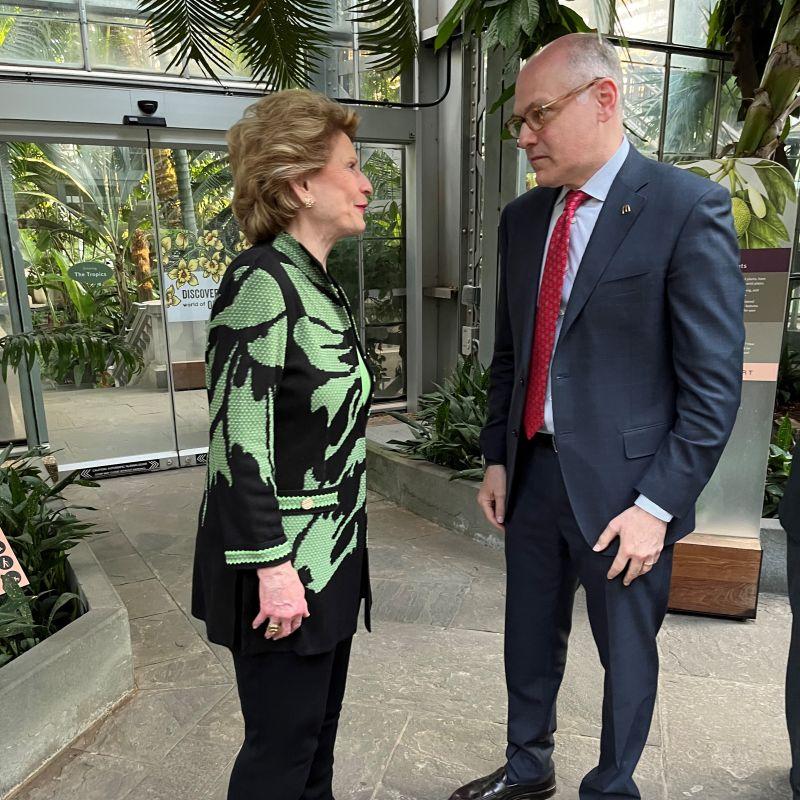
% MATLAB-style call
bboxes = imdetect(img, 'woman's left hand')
[253,562,309,639]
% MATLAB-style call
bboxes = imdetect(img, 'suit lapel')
[518,187,559,369]
[558,149,651,343]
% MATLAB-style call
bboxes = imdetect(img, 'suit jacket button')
[519,376,525,385]
[512,428,519,437]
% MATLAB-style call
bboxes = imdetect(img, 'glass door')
[0,134,411,477]
[153,146,241,461]
[0,139,179,475]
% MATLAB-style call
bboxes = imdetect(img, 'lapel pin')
[621,204,631,215]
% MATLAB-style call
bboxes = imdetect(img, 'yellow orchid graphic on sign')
[165,285,181,307]
[202,259,226,283]
[168,259,199,288]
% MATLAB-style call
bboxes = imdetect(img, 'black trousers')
[504,435,674,799]
[228,636,353,800]
[787,539,800,799]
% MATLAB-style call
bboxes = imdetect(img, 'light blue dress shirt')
[537,137,672,524]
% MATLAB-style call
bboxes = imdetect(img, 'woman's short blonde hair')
[227,89,359,243]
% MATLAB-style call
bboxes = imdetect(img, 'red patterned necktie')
[523,189,590,439]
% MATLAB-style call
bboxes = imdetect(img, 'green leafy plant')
[388,356,489,480]
[685,157,795,248]
[778,342,800,408]
[138,0,418,86]
[0,325,143,388]
[764,414,796,517]
[709,0,800,162]
[0,446,101,668]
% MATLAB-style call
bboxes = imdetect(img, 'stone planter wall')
[367,441,789,596]
[0,542,134,798]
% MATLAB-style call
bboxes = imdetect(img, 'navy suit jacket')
[480,146,745,549]
[781,446,800,543]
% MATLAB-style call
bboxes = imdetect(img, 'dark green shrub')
[764,415,796,518]
[0,446,100,667]
[389,356,488,480]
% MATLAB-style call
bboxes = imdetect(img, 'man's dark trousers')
[787,538,800,799]
[505,434,674,799]
[781,447,800,799]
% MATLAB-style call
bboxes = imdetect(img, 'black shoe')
[447,766,556,800]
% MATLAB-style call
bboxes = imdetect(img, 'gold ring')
[266,623,280,634]
[644,562,655,568]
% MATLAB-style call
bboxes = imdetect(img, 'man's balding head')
[513,34,626,188]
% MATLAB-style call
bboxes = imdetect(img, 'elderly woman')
[191,89,374,800]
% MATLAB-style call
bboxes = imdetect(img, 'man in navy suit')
[449,34,744,800]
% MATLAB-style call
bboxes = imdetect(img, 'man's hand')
[478,464,507,532]
[253,562,309,640]
[593,505,667,586]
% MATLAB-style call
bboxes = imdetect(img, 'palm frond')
[226,0,332,88]
[139,0,234,80]
[350,0,417,75]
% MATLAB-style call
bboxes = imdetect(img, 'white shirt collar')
[555,137,630,207]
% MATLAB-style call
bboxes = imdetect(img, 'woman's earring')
[303,196,315,208]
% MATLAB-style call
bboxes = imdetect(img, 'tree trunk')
[153,149,182,228]
[130,228,154,302]
[174,149,198,236]
[735,0,800,158]
[113,250,131,318]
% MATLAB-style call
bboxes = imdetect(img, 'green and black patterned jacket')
[192,233,374,655]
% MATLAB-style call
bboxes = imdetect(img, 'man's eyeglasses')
[504,77,605,139]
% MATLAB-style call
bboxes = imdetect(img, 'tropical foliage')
[685,157,795,249]
[0,446,101,667]
[329,147,406,397]
[765,414,797,517]
[389,356,488,480]
[708,0,800,161]
[137,0,417,88]
[5,143,239,388]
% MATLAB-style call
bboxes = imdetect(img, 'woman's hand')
[253,562,309,640]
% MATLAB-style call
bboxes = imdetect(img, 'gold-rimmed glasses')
[504,77,605,139]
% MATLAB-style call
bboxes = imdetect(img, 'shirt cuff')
[635,494,673,523]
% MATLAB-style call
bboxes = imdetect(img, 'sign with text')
[67,261,113,285]
[681,158,796,539]
[0,529,29,595]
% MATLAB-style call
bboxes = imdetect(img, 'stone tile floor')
[6,466,795,800]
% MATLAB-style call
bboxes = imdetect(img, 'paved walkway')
[7,466,795,800]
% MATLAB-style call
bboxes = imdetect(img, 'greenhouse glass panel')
[564,0,607,32]
[618,47,664,157]
[2,140,178,467]
[672,0,716,47]
[663,55,718,159]
[154,147,239,454]
[0,247,28,444]
[330,145,406,401]
[716,63,743,156]
[362,145,405,400]
[614,0,669,42]
[0,1,82,67]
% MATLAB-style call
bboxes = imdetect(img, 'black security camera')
[137,99,159,115]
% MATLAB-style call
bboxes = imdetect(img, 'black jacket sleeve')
[203,264,292,569]
[480,208,517,466]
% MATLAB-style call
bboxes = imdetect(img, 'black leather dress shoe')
[447,766,556,800]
